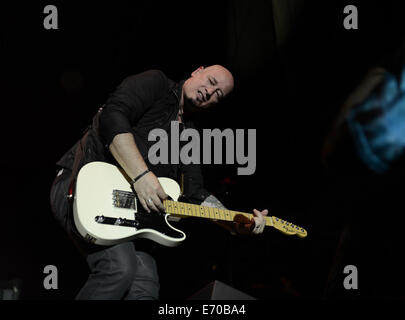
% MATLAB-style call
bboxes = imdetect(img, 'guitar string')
[112,190,304,233]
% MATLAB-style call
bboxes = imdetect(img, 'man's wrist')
[132,169,151,184]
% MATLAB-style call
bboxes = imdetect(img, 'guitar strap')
[67,106,103,201]
[67,130,89,202]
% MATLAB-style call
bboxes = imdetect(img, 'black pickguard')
[95,204,183,239]
[97,189,184,239]
[135,209,183,239]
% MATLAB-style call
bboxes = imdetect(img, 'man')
[50,65,268,300]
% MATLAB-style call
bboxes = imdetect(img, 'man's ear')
[191,66,204,77]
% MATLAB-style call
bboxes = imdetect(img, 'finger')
[254,217,264,228]
[253,209,268,217]
[253,209,263,217]
[157,188,168,201]
[252,217,265,234]
[146,196,159,212]
[252,216,263,227]
[139,197,150,213]
[151,194,165,212]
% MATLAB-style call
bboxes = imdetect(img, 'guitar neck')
[163,199,274,227]
[163,199,308,238]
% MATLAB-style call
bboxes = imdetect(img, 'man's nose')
[205,87,215,99]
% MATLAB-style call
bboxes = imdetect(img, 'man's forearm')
[109,133,149,180]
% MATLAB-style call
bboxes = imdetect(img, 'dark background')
[1,0,405,299]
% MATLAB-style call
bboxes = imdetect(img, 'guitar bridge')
[112,190,137,210]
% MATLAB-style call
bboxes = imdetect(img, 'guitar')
[73,162,307,247]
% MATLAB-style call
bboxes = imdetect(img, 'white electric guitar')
[73,162,308,247]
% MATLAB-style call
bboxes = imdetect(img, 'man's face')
[182,65,234,110]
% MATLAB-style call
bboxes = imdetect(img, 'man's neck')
[179,90,184,111]
[178,90,185,121]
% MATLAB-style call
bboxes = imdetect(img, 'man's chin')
[183,97,201,113]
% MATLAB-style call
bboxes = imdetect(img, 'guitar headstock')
[270,216,307,238]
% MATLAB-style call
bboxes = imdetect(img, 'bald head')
[182,65,234,110]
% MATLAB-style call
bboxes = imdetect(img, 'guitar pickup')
[95,215,139,228]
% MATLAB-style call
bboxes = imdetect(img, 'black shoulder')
[126,69,168,83]
[119,69,169,93]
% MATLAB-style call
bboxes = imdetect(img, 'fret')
[205,206,210,219]
[165,200,170,214]
[165,200,170,213]
[169,201,173,214]
[161,200,306,238]
[194,204,199,217]
[227,210,235,221]
[172,201,178,214]
[209,206,214,219]
[165,200,256,222]
[201,206,207,219]
[266,216,274,226]
[184,203,190,217]
[213,207,218,220]
[204,206,210,219]
[189,203,194,217]
[177,202,181,215]
[218,208,225,221]
[216,208,222,220]
[213,207,219,220]
[165,200,260,223]
[223,209,231,221]
[192,203,197,217]
[193,204,198,217]
[225,209,232,221]
[216,208,221,220]
[199,205,204,218]
[187,203,194,217]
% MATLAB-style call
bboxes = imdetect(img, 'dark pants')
[50,168,160,300]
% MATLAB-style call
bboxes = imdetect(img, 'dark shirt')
[56,69,211,204]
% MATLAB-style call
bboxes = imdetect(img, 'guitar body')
[73,161,185,247]
[73,162,307,247]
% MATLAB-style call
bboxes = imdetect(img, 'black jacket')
[56,70,210,204]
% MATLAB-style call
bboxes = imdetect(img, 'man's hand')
[132,172,167,213]
[109,133,167,212]
[233,209,268,235]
